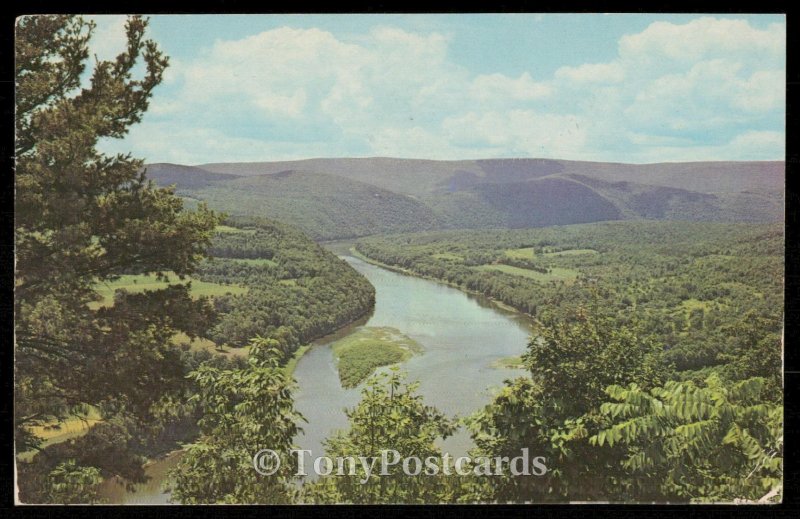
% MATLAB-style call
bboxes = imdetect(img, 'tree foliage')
[306,369,457,503]
[356,221,783,376]
[590,375,782,502]
[169,339,304,504]
[15,15,221,502]
[466,311,667,502]
[197,218,375,350]
[43,460,103,504]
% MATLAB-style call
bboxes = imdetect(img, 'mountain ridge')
[146,158,784,240]
[195,157,783,195]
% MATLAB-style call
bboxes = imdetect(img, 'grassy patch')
[490,356,526,369]
[331,327,423,389]
[172,332,249,359]
[504,247,536,260]
[474,264,579,283]
[92,273,247,308]
[28,409,102,442]
[679,298,712,312]
[544,248,598,256]
[284,344,311,377]
[19,408,103,461]
[215,225,256,234]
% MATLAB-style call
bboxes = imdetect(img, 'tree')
[306,369,457,504]
[43,460,103,504]
[524,309,669,416]
[465,310,670,502]
[15,15,221,502]
[590,375,782,502]
[717,313,783,403]
[168,338,303,504]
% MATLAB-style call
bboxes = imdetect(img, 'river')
[98,252,533,503]
[293,254,533,462]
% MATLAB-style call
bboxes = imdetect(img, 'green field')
[505,247,598,259]
[92,273,247,308]
[504,247,536,260]
[679,298,712,312]
[331,327,423,388]
[172,332,250,359]
[544,248,598,256]
[215,225,256,234]
[474,264,579,283]
[19,408,104,461]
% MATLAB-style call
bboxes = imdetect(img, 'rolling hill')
[145,163,241,189]
[198,158,783,196]
[146,158,784,240]
[174,169,440,240]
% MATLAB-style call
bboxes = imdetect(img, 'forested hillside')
[356,221,783,386]
[198,158,783,196]
[148,159,784,240]
[339,220,784,503]
[182,170,440,240]
[145,163,242,189]
[197,218,375,349]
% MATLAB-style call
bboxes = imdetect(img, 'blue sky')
[90,14,786,164]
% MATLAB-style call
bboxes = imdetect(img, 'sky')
[89,14,786,165]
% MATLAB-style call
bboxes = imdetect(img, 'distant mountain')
[198,158,476,196]
[145,163,241,189]
[466,176,624,228]
[147,157,784,240]
[183,170,440,240]
[198,158,783,196]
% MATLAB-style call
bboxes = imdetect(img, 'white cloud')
[470,73,551,101]
[622,58,784,133]
[369,126,462,158]
[732,69,786,112]
[104,16,785,163]
[443,110,587,157]
[555,62,624,83]
[727,130,784,156]
[253,90,308,118]
[179,27,357,119]
[102,122,348,164]
[618,17,784,66]
[583,129,784,163]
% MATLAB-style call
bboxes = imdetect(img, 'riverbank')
[94,274,375,503]
[97,448,184,504]
[348,247,534,320]
[284,344,311,377]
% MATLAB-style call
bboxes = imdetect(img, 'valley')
[22,150,787,505]
[15,13,786,505]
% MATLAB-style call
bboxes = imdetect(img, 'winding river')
[293,254,533,461]
[99,251,533,503]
